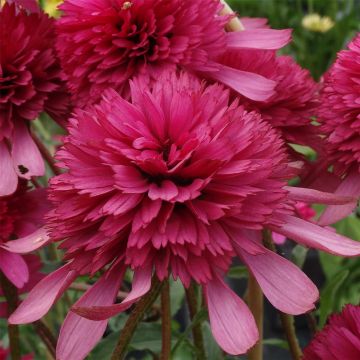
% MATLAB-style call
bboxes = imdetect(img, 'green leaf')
[263,338,289,350]
[291,244,309,268]
[319,269,349,328]
[227,266,248,279]
[202,322,223,360]
[170,279,185,316]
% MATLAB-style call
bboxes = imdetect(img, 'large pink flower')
[9,72,360,359]
[0,182,50,289]
[303,304,360,360]
[56,0,291,107]
[316,33,360,225]
[0,2,70,196]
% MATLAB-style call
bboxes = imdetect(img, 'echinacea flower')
[303,304,360,359]
[9,71,360,360]
[317,33,360,225]
[0,181,49,289]
[0,1,69,196]
[219,49,320,157]
[56,0,291,107]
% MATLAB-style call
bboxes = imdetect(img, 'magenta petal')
[0,249,29,289]
[318,170,360,226]
[72,265,152,320]
[285,186,355,205]
[1,228,50,254]
[205,275,258,355]
[9,264,77,324]
[235,243,318,315]
[240,17,269,29]
[12,121,44,179]
[270,215,360,257]
[9,0,40,13]
[207,65,276,101]
[57,265,124,360]
[0,141,18,196]
[227,29,292,50]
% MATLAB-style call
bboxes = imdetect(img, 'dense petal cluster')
[0,182,49,289]
[0,2,69,196]
[303,304,360,360]
[219,49,320,154]
[318,34,360,175]
[10,72,360,360]
[56,0,291,107]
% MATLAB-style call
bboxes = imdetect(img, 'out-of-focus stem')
[33,320,57,359]
[111,277,163,360]
[160,279,171,360]
[185,283,206,360]
[220,0,245,31]
[0,272,21,360]
[247,273,263,360]
[263,230,303,360]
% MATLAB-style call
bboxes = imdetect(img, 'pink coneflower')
[316,33,360,225]
[0,182,49,290]
[0,1,69,196]
[56,0,291,107]
[303,304,360,359]
[9,72,360,360]
[219,49,320,156]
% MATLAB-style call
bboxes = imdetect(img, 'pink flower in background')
[0,342,33,360]
[219,49,320,157]
[317,33,360,225]
[303,304,360,360]
[56,0,291,107]
[0,2,70,196]
[9,72,360,360]
[0,182,49,289]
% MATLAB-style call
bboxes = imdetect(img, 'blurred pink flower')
[0,342,33,360]
[317,33,360,225]
[56,0,291,107]
[10,72,360,359]
[0,182,49,290]
[303,304,360,360]
[0,2,70,196]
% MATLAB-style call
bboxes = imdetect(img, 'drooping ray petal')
[234,242,318,315]
[1,228,50,254]
[72,265,152,320]
[205,274,258,355]
[0,142,17,196]
[57,264,124,360]
[0,249,29,288]
[9,264,77,324]
[270,214,360,257]
[318,170,360,226]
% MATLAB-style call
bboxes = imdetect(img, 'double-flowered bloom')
[10,71,360,359]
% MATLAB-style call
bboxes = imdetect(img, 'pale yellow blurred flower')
[302,13,334,33]
[43,0,63,17]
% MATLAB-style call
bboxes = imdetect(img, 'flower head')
[302,13,334,33]
[303,304,360,359]
[56,0,291,107]
[0,1,70,196]
[10,71,360,360]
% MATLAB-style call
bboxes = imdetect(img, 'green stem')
[247,273,263,360]
[263,230,303,360]
[111,277,163,360]
[33,320,57,359]
[160,279,171,360]
[0,272,21,360]
[185,283,206,360]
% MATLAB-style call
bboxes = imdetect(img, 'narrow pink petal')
[270,215,360,257]
[285,186,355,205]
[1,228,50,254]
[227,29,292,50]
[0,141,17,196]
[272,232,287,245]
[205,275,258,355]
[207,65,276,101]
[0,249,29,289]
[72,265,152,320]
[234,243,318,315]
[9,264,77,324]
[57,264,124,360]
[240,17,269,29]
[12,121,44,179]
[318,170,360,226]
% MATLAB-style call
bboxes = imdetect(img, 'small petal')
[0,249,29,288]
[0,141,17,196]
